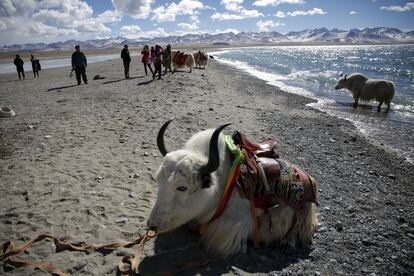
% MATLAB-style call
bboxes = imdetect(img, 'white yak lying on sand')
[334,73,395,112]
[148,120,317,257]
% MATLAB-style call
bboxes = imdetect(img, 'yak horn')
[199,123,232,175]
[157,118,174,156]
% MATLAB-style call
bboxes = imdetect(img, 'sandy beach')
[0,57,413,275]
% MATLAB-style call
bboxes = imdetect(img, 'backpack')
[36,60,41,71]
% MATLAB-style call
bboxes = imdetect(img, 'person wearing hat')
[71,45,88,85]
[121,44,131,79]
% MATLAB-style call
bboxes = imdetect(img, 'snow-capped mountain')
[1,27,413,52]
[285,27,414,43]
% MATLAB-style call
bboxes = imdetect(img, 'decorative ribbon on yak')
[208,135,244,222]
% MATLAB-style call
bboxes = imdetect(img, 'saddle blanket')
[241,160,317,211]
[173,54,187,66]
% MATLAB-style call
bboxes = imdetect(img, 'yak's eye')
[176,186,188,192]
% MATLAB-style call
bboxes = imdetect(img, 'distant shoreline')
[1,42,413,63]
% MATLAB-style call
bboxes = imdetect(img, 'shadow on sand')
[0,79,23,84]
[102,76,144,84]
[137,79,154,86]
[172,69,192,73]
[139,227,312,275]
[47,84,79,91]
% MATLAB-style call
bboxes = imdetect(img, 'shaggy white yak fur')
[334,73,395,112]
[171,51,195,73]
[148,128,317,257]
[193,51,208,69]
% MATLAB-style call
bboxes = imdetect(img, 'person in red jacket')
[141,45,153,76]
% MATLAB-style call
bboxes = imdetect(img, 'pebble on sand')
[115,217,129,224]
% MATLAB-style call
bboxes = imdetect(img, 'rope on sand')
[0,231,157,276]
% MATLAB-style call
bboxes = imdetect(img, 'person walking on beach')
[30,54,40,78]
[163,44,173,74]
[121,44,131,79]
[71,45,88,85]
[152,45,163,80]
[141,45,153,76]
[13,55,25,80]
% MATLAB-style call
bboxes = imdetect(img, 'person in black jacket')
[30,54,40,78]
[13,55,25,80]
[121,44,131,79]
[71,45,88,85]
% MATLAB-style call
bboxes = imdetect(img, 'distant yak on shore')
[194,51,208,69]
[171,51,195,73]
[335,73,395,112]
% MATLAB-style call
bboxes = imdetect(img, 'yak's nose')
[334,85,339,90]
[149,225,158,232]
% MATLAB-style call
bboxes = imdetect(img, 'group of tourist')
[139,44,173,80]
[119,43,175,81]
[13,54,41,80]
[12,43,176,84]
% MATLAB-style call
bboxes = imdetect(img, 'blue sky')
[0,0,413,45]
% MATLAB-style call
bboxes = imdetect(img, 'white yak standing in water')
[148,120,317,257]
[334,73,395,112]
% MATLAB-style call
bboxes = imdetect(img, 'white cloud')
[275,7,326,17]
[190,15,200,24]
[0,20,7,30]
[380,2,414,12]
[275,11,286,17]
[350,10,357,15]
[253,0,304,7]
[32,0,112,34]
[119,25,172,39]
[256,19,284,32]
[97,10,122,24]
[178,14,200,30]
[212,0,263,21]
[119,24,141,38]
[0,0,118,44]
[222,0,244,11]
[151,0,204,22]
[288,8,326,16]
[112,0,153,19]
[210,28,240,34]
[0,0,37,16]
[178,22,198,30]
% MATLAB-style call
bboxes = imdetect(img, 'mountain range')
[1,27,413,52]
